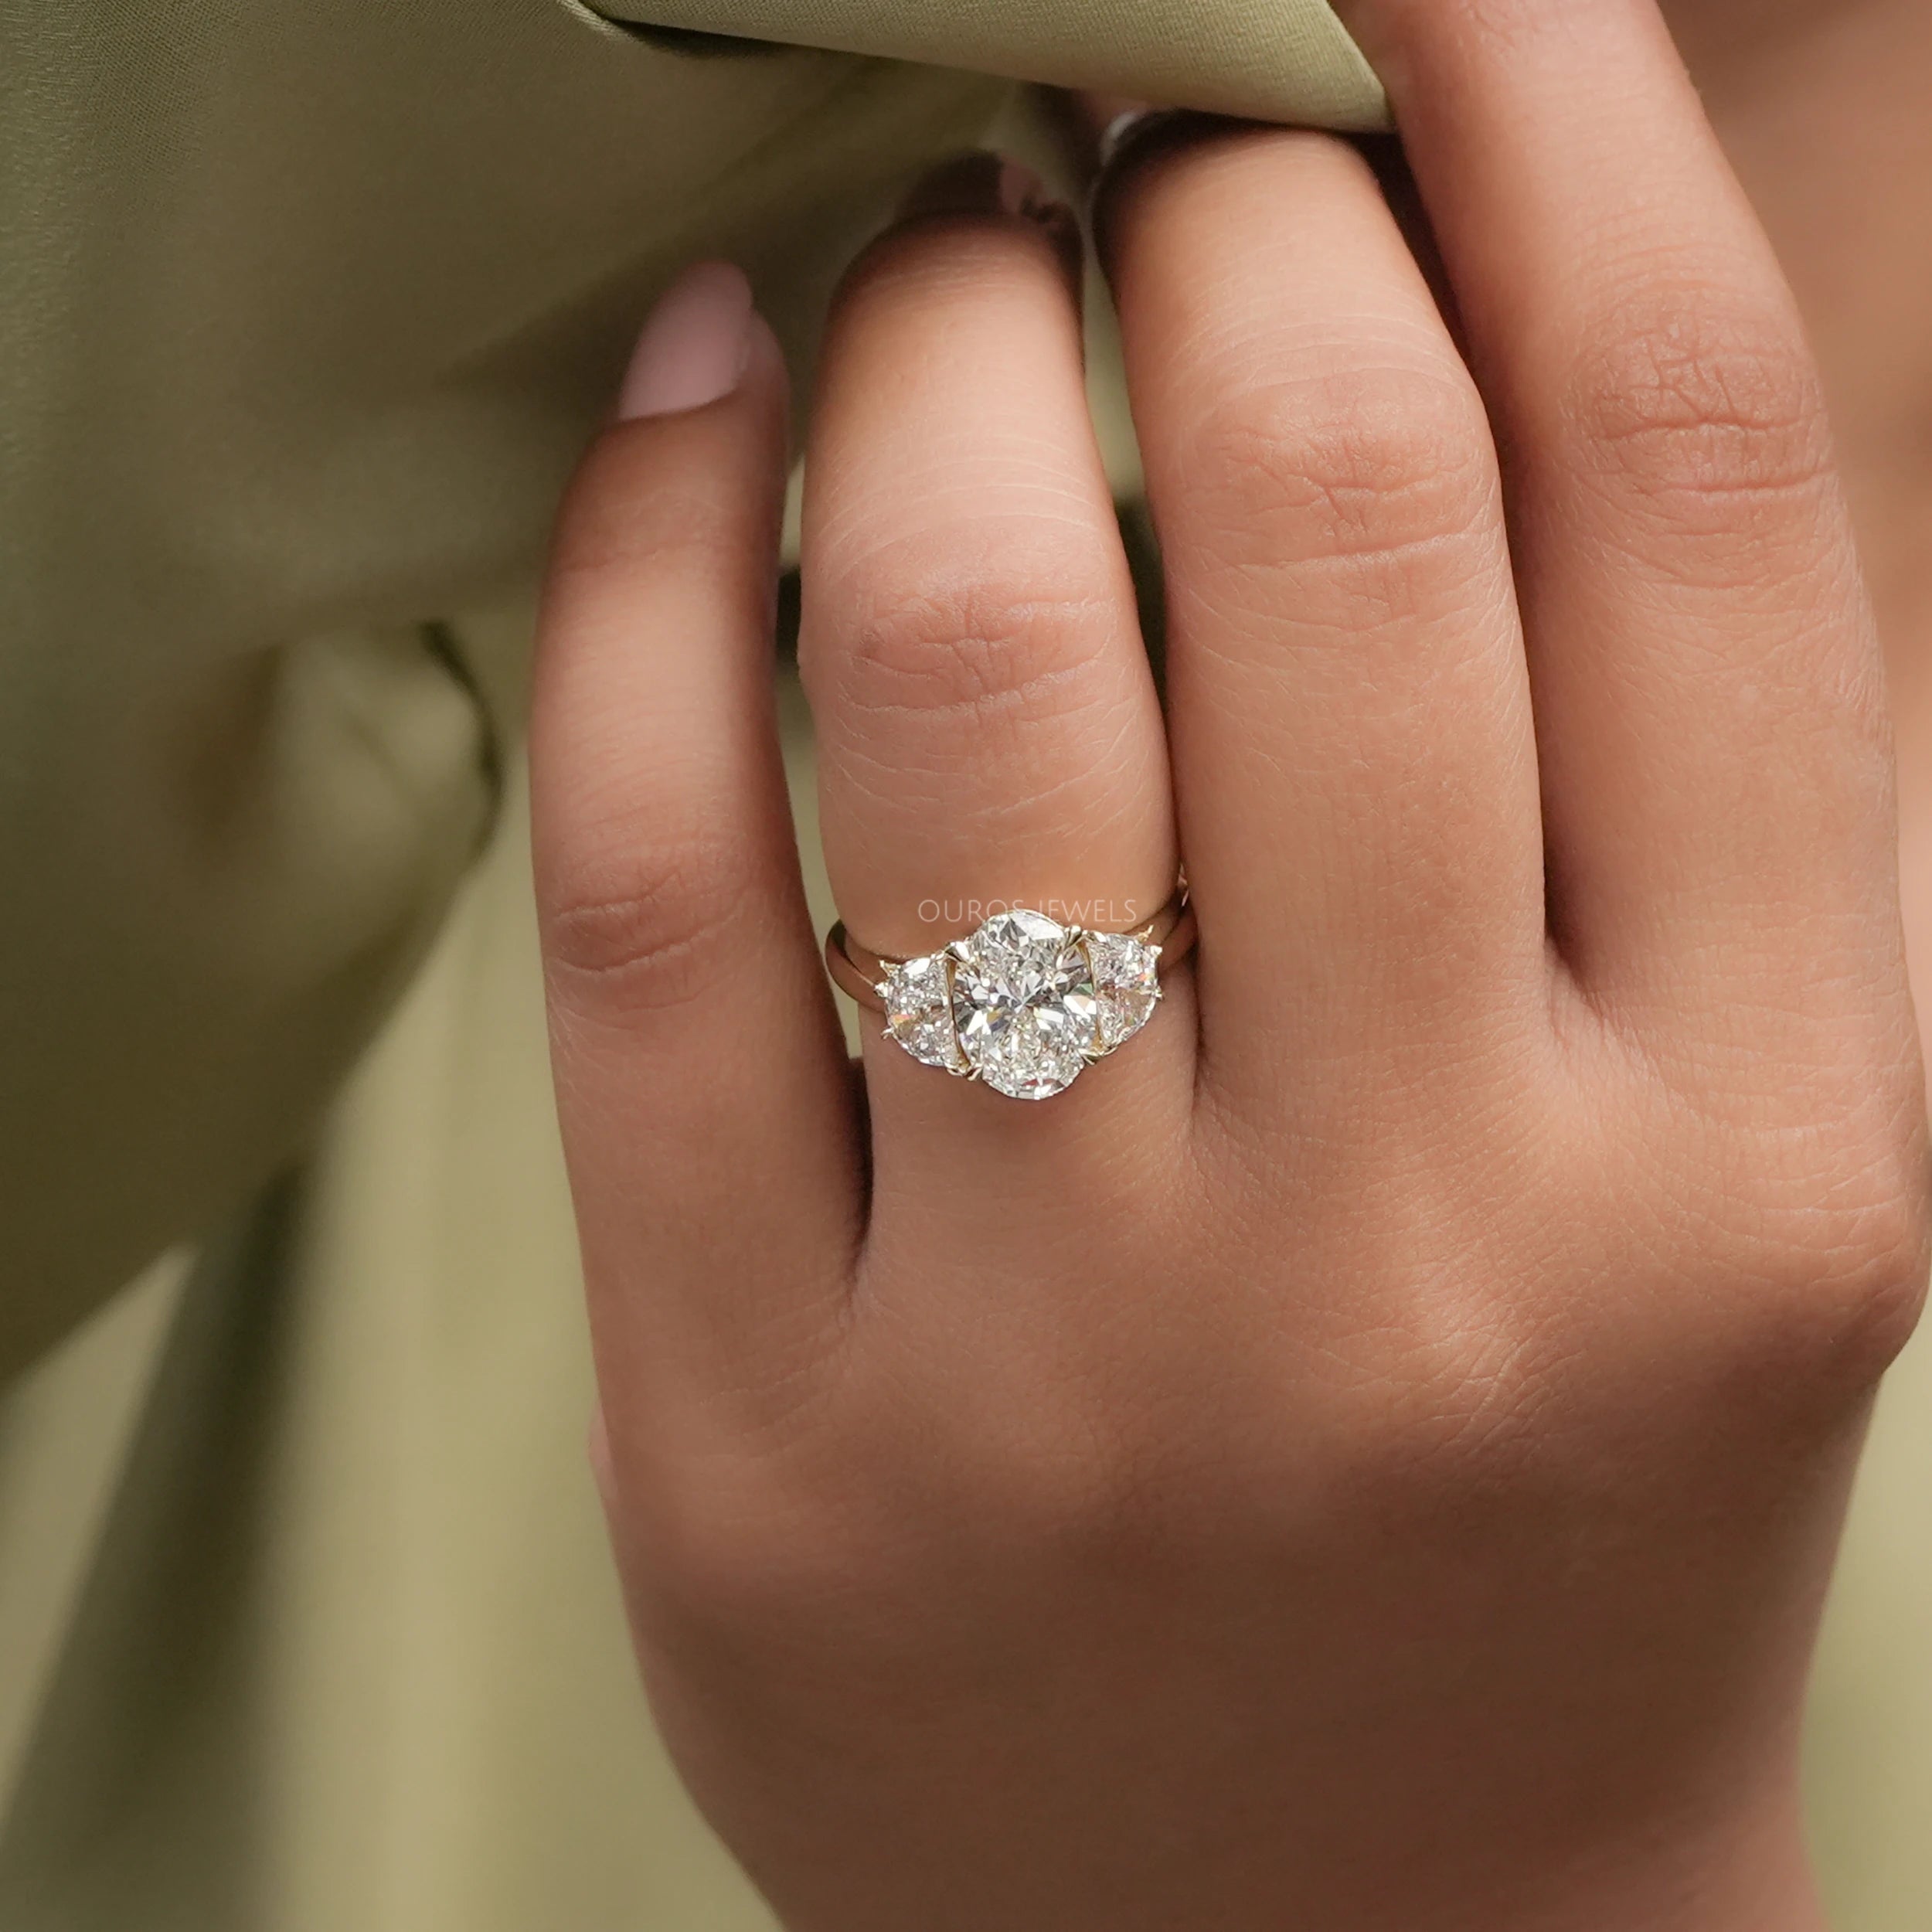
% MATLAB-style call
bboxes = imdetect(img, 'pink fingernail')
[616,260,755,420]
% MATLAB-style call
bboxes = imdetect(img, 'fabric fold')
[595,0,1389,128]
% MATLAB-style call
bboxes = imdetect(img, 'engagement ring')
[824,887,1194,1100]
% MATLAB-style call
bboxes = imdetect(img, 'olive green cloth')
[604,0,1388,128]
[0,0,1380,1386]
[0,1,1927,1927]
[0,0,1002,1383]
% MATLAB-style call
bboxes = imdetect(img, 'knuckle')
[1185,361,1497,598]
[1687,1097,1932,1397]
[1815,1188,1932,1373]
[543,822,757,1021]
[1755,1149,1930,1385]
[819,532,1122,735]
[642,1471,869,1645]
[1566,291,1836,522]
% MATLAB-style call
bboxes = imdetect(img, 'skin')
[528,1,1931,1926]
[1665,0,1932,1049]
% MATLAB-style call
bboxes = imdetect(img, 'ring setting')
[825,889,1192,1100]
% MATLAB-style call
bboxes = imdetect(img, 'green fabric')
[603,0,1389,128]
[0,0,1380,1385]
[0,0,1008,1383]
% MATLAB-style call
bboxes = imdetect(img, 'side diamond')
[1086,931,1162,1053]
[882,953,964,1070]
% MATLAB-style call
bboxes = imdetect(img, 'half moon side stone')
[1087,931,1162,1052]
[882,953,965,1070]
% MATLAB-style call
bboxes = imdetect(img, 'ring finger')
[801,155,1189,1198]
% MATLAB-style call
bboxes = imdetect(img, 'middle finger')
[1103,124,1547,1115]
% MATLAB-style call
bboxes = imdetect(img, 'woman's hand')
[528,2,1929,1926]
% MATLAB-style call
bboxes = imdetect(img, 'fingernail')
[616,260,755,420]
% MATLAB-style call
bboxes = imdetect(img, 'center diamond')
[948,910,1099,1100]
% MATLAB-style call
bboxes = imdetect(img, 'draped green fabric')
[0,0,1379,1393]
[601,0,1387,125]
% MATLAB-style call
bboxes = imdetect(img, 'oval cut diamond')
[948,910,1098,1100]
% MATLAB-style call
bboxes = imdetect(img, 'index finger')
[531,265,860,1427]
